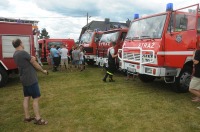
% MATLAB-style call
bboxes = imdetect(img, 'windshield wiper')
[125,37,133,40]
[140,35,151,39]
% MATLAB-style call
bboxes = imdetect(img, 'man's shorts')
[61,58,68,65]
[189,76,200,90]
[23,82,41,99]
[73,60,79,65]
[79,59,84,65]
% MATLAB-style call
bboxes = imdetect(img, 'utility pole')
[87,12,89,26]
[86,12,91,29]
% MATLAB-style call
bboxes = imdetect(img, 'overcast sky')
[0,0,199,41]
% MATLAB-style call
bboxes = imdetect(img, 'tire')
[0,67,8,88]
[138,74,156,83]
[174,66,192,93]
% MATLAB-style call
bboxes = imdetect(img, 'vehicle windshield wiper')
[125,36,133,40]
[140,35,151,39]
[133,36,139,39]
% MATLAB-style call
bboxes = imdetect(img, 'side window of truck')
[175,14,188,31]
[168,13,190,32]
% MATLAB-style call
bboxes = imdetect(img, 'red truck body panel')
[0,22,35,70]
[38,38,75,61]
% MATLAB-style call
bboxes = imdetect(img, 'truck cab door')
[164,4,199,68]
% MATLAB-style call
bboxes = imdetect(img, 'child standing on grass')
[125,71,137,81]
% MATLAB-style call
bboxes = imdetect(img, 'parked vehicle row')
[80,3,200,93]
[0,3,199,93]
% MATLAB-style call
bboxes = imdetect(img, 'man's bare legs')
[189,89,200,102]
[23,97,31,119]
[32,97,40,120]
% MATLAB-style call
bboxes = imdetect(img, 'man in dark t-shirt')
[189,49,200,102]
[12,38,48,125]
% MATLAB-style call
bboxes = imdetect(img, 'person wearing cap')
[189,49,200,102]
[102,42,118,82]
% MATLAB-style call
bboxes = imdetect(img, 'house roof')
[83,20,129,31]
[79,19,131,40]
[0,17,39,25]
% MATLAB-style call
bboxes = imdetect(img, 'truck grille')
[123,53,154,63]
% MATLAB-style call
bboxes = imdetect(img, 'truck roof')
[0,22,33,35]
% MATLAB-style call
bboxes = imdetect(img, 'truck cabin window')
[48,42,63,50]
[168,12,196,32]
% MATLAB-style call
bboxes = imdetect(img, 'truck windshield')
[126,14,166,40]
[100,31,119,43]
[48,42,63,50]
[80,32,93,43]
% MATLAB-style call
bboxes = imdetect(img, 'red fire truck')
[38,38,75,62]
[79,30,103,65]
[0,19,38,87]
[119,3,200,92]
[96,28,128,68]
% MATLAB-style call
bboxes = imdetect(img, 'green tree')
[39,28,50,39]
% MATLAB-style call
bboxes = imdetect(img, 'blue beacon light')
[166,3,173,11]
[134,14,139,19]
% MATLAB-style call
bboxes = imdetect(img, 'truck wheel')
[138,74,156,82]
[0,67,8,88]
[174,67,192,93]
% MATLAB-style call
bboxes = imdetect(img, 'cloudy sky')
[0,0,199,41]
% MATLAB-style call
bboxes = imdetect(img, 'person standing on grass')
[189,49,200,102]
[12,38,48,125]
[60,44,69,71]
[50,45,60,72]
[79,45,84,71]
[102,42,118,82]
[72,46,80,70]
[69,46,75,69]
[79,45,86,70]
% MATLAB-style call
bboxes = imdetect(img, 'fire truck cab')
[119,3,200,92]
[96,28,128,68]
[0,18,37,87]
[79,30,103,65]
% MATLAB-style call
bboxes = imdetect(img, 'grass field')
[1,65,200,132]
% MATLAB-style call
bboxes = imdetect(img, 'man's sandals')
[34,118,48,125]
[24,117,48,125]
[24,117,35,123]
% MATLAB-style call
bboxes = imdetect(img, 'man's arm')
[193,50,199,65]
[30,56,48,75]
[110,49,118,58]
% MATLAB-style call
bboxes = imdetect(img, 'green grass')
[1,66,200,132]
